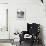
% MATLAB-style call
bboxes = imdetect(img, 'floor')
[19,41,43,46]
[0,41,43,46]
[0,42,43,46]
[0,43,12,46]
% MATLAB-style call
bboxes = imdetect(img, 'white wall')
[0,0,13,46]
[0,4,9,39]
[0,0,8,3]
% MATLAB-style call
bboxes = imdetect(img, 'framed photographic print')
[16,8,26,20]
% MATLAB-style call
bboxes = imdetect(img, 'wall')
[0,0,8,3]
[0,4,9,39]
[0,0,12,46]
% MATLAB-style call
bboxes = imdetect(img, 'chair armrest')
[22,31,28,35]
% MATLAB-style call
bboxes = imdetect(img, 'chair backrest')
[27,23,40,35]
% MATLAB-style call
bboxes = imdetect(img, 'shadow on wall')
[40,25,45,46]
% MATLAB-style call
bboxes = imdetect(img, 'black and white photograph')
[17,10,24,18]
[16,9,26,20]
[0,0,46,46]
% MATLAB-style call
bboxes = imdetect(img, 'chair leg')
[20,41,21,45]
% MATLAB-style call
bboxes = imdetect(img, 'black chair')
[19,23,40,46]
